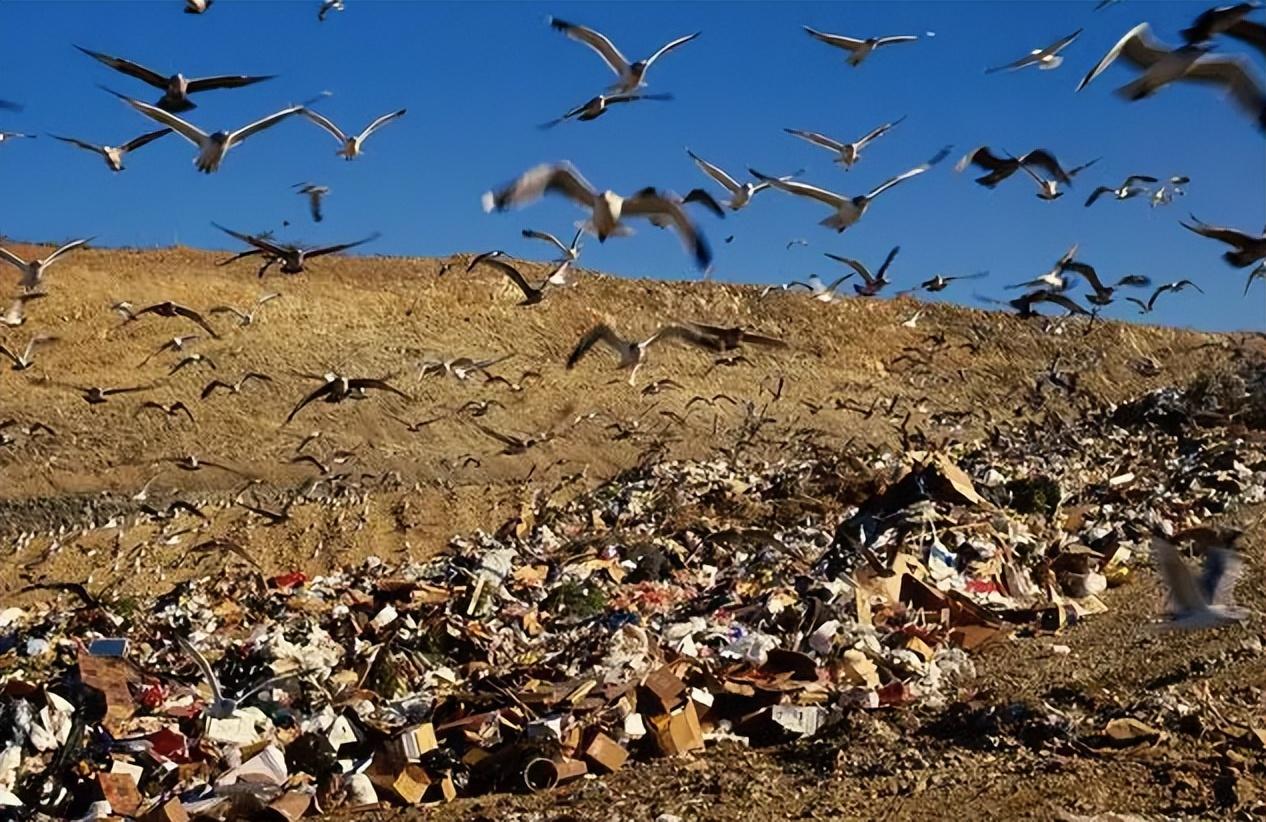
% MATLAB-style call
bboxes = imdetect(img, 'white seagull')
[1084,174,1159,206]
[803,25,919,67]
[1151,537,1248,630]
[0,238,94,290]
[300,107,406,159]
[986,28,1082,73]
[178,637,302,718]
[686,148,792,210]
[482,162,712,269]
[522,227,583,263]
[1077,22,1266,133]
[750,146,951,232]
[110,91,302,173]
[548,17,700,94]
[784,116,906,170]
[49,128,172,172]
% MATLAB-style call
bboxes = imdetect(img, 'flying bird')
[208,292,281,327]
[913,271,988,293]
[1244,262,1266,295]
[318,0,345,21]
[138,334,201,367]
[751,147,950,232]
[286,375,411,423]
[136,401,195,424]
[1180,215,1266,267]
[176,637,302,718]
[548,17,700,94]
[1011,289,1094,317]
[1018,157,1099,200]
[683,322,788,351]
[1084,175,1159,206]
[1182,3,1266,54]
[986,29,1082,73]
[294,183,329,222]
[1,293,46,327]
[483,162,712,269]
[0,335,57,371]
[1077,23,1266,133]
[76,45,274,112]
[824,246,901,296]
[129,301,220,338]
[184,0,213,13]
[1127,279,1205,313]
[466,250,550,305]
[42,381,155,405]
[566,323,723,384]
[1150,175,1191,207]
[685,149,790,211]
[300,107,405,159]
[955,146,1074,188]
[1008,244,1080,291]
[522,227,583,263]
[1059,260,1150,305]
[108,90,301,173]
[48,128,172,172]
[802,26,919,67]
[214,224,379,275]
[0,238,93,290]
[783,116,906,169]
[201,372,273,399]
[1150,537,1247,629]
[540,92,673,128]
[169,353,216,375]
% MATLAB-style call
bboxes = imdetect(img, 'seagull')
[0,132,35,145]
[686,149,790,210]
[540,92,672,128]
[1011,289,1094,317]
[1182,3,1265,49]
[466,250,549,305]
[1,293,45,327]
[986,29,1082,73]
[824,246,901,295]
[783,116,906,169]
[751,147,951,232]
[201,372,273,399]
[802,26,919,67]
[419,354,512,381]
[108,91,301,173]
[293,183,329,222]
[522,227,583,263]
[955,146,1074,188]
[208,293,281,327]
[76,46,274,112]
[548,17,700,94]
[169,353,216,375]
[130,301,220,338]
[914,271,988,293]
[1127,279,1205,313]
[300,107,405,159]
[1058,260,1150,305]
[1008,243,1080,290]
[1018,157,1099,200]
[1077,23,1266,133]
[214,224,379,274]
[136,401,195,424]
[177,637,301,719]
[1084,175,1159,206]
[318,0,344,22]
[0,239,93,290]
[48,128,172,172]
[1180,215,1266,267]
[566,323,723,384]
[163,454,250,477]
[184,0,213,13]
[41,380,155,405]
[0,335,57,371]
[1150,175,1191,207]
[138,334,201,367]
[482,163,712,269]
[1150,537,1247,629]
[682,322,788,351]
[766,273,852,302]
[648,188,725,229]
[286,375,411,423]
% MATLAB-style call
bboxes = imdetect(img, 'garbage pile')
[2,365,1264,819]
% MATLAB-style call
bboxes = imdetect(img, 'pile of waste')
[2,365,1264,819]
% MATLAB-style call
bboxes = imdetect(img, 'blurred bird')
[1180,215,1266,267]
[293,183,329,222]
[1150,536,1247,629]
[0,238,94,290]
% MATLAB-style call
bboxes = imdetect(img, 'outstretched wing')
[749,169,847,207]
[214,223,288,257]
[75,46,168,88]
[803,26,864,51]
[784,127,847,152]
[686,149,741,194]
[1151,537,1207,616]
[306,234,380,259]
[112,93,208,146]
[1077,23,1169,91]
[45,237,93,265]
[120,128,173,153]
[357,108,407,141]
[549,17,631,76]
[185,73,275,93]
[483,162,598,212]
[567,324,623,368]
[226,106,303,146]
[50,134,103,153]
[642,32,701,69]
[521,229,569,255]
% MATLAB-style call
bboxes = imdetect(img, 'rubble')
[2,364,1265,818]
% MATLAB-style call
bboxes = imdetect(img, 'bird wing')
[172,305,219,338]
[622,191,712,269]
[102,384,153,396]
[823,252,875,283]
[120,128,173,153]
[0,247,27,271]
[1019,149,1071,183]
[855,115,906,148]
[1125,296,1149,313]
[1038,292,1093,315]
[485,162,598,212]
[227,106,302,146]
[1180,216,1255,246]
[863,158,938,201]
[686,149,741,193]
[681,188,726,218]
[803,26,864,51]
[1061,260,1107,294]
[185,73,275,93]
[1176,279,1204,293]
[1114,274,1151,287]
[75,46,168,88]
[286,381,337,423]
[50,134,103,153]
[1226,19,1266,57]
[956,145,1009,173]
[1152,538,1207,615]
[200,380,229,399]
[24,335,58,360]
[645,323,725,352]
[784,128,847,152]
[213,223,289,256]
[737,331,788,348]
[357,108,407,140]
[1183,56,1266,123]
[549,18,631,75]
[349,378,411,400]
[1077,23,1167,91]
[642,32,701,69]
[749,170,847,207]
[177,637,225,702]
[522,228,569,255]
[473,421,522,448]
[44,237,93,265]
[874,35,919,47]
[300,108,348,143]
[471,254,539,300]
[1085,187,1113,207]
[1123,175,1160,186]
[0,344,17,367]
[567,324,623,368]
[1068,157,1101,178]
[115,95,208,145]
[875,245,902,279]
[1200,548,1243,609]
[306,234,380,259]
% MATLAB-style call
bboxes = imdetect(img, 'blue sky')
[0,1,1261,331]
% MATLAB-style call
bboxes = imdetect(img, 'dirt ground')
[2,244,1265,820]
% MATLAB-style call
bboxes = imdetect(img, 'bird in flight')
[0,238,93,290]
[1180,215,1266,267]
[1084,174,1159,207]
[686,149,793,211]
[956,146,1075,189]
[548,17,700,94]
[1150,536,1247,630]
[49,128,172,172]
[76,45,274,112]
[986,29,1082,73]
[803,26,919,67]
[540,92,673,128]
[824,246,901,296]
[1126,280,1204,313]
[300,107,406,159]
[129,301,220,338]
[0,335,58,371]
[567,322,723,384]
[215,224,379,275]
[783,116,906,169]
[466,251,551,305]
[285,374,410,423]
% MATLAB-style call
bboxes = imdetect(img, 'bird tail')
[1039,55,1063,70]
[818,214,850,231]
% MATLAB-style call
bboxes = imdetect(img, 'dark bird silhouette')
[76,45,274,112]
[130,301,220,338]
[136,401,195,423]
[215,223,379,275]
[201,372,273,399]
[1180,215,1266,267]
[466,251,548,305]
[285,375,410,423]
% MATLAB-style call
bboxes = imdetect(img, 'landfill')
[2,363,1265,819]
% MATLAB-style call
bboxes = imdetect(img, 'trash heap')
[2,365,1264,819]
